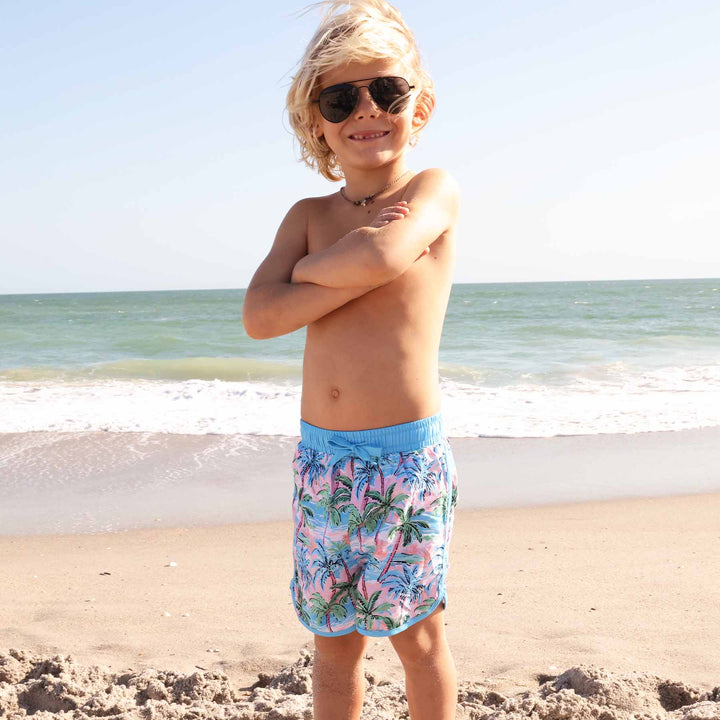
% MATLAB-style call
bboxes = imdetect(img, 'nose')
[353,86,379,119]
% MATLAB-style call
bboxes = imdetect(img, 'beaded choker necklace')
[339,170,410,207]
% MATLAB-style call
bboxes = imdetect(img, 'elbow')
[242,313,264,340]
[243,314,275,340]
[369,247,406,285]
[242,296,273,340]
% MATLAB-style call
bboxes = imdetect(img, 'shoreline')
[2,426,720,536]
[2,492,719,700]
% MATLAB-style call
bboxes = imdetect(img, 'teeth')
[352,132,387,139]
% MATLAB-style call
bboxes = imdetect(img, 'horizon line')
[1,275,719,297]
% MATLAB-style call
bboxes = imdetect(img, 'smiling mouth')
[349,131,390,141]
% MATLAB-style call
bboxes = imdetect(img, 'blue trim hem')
[353,592,447,638]
[290,584,448,638]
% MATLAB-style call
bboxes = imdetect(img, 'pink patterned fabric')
[290,438,458,637]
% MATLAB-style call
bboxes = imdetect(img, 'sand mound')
[1,648,718,719]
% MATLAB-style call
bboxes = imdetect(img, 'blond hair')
[286,0,435,181]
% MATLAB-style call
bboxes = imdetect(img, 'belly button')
[330,387,341,399]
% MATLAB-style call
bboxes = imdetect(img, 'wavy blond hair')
[286,0,435,181]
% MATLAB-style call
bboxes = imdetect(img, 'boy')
[243,1,459,718]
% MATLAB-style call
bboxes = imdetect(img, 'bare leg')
[388,604,457,720]
[313,631,370,720]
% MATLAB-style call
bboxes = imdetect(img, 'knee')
[314,632,368,666]
[390,611,448,668]
[392,630,440,667]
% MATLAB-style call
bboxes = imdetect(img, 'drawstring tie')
[327,435,383,466]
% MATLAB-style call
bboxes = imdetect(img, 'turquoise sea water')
[1,278,719,437]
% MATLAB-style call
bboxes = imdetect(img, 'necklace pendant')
[358,199,367,207]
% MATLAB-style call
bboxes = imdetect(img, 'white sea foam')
[2,363,720,437]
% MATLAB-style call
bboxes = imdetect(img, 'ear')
[411,89,435,135]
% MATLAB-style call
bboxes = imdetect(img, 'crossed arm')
[242,169,458,339]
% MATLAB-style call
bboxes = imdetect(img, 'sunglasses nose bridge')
[353,84,380,117]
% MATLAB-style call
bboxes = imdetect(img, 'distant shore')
[2,427,720,536]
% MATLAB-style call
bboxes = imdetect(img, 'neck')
[341,161,408,202]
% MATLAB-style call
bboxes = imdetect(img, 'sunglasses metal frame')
[313,76,415,123]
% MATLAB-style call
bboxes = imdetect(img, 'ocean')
[2,278,719,438]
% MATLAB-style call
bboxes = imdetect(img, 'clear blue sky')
[1,0,719,294]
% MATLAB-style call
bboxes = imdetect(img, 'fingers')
[369,201,410,228]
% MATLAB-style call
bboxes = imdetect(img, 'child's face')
[314,59,417,174]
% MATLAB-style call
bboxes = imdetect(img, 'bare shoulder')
[298,191,338,225]
[276,192,334,239]
[405,168,460,216]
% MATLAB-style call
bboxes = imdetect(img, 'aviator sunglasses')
[314,76,415,123]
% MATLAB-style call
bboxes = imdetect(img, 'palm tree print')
[311,544,341,588]
[296,446,326,487]
[352,589,395,631]
[327,539,354,582]
[384,564,425,609]
[414,596,439,618]
[397,451,440,500]
[292,579,312,626]
[309,591,348,632]
[353,456,387,510]
[345,504,365,551]
[317,476,352,544]
[290,434,457,636]
[364,483,409,545]
[378,506,431,580]
[294,544,313,590]
[294,488,315,545]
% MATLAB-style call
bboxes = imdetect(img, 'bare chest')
[307,201,379,254]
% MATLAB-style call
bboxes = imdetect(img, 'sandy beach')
[2,428,720,717]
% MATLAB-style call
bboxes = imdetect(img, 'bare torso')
[300,189,455,430]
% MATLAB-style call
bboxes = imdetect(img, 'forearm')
[242,279,372,339]
[291,228,393,288]
[292,172,459,289]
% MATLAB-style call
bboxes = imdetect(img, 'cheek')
[391,113,414,139]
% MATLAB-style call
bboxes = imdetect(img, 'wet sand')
[2,427,720,535]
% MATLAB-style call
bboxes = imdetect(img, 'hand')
[368,201,410,228]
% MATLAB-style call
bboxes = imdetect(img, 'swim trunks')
[290,413,458,637]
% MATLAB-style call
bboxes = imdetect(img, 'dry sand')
[2,492,720,717]
[2,648,719,719]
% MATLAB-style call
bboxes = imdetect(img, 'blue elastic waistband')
[300,413,444,461]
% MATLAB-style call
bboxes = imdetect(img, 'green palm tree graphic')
[364,483,410,545]
[294,487,315,545]
[327,539,354,582]
[378,506,431,581]
[293,579,312,626]
[310,591,349,633]
[345,504,365,551]
[352,589,395,631]
[317,474,352,544]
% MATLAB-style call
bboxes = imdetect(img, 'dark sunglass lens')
[319,84,357,122]
[370,77,410,112]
